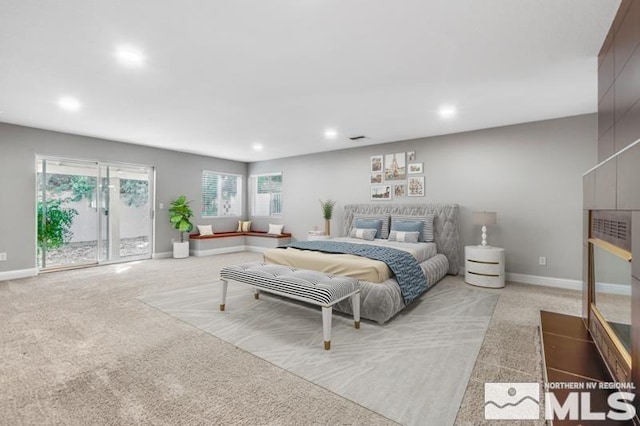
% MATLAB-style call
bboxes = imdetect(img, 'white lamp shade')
[472,211,497,226]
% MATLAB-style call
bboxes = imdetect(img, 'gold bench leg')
[322,306,332,350]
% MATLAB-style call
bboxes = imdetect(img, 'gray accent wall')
[249,114,597,281]
[0,123,246,274]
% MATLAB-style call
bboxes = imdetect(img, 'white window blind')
[251,172,282,216]
[201,171,242,217]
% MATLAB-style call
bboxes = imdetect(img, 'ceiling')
[0,0,620,162]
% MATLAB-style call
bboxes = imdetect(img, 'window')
[251,172,282,216]
[201,171,242,217]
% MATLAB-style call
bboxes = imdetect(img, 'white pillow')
[349,228,377,241]
[237,220,252,232]
[388,230,419,243]
[197,224,214,236]
[267,224,284,235]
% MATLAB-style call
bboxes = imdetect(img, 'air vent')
[591,211,631,252]
[349,135,367,141]
[593,218,627,240]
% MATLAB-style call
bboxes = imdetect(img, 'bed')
[263,203,461,324]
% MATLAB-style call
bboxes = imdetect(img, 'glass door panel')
[37,158,99,270]
[99,163,153,262]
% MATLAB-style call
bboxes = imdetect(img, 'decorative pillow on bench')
[267,224,285,235]
[197,224,214,236]
[237,220,252,232]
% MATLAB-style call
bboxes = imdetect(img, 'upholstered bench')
[220,262,360,350]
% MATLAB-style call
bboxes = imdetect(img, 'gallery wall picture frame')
[408,162,423,174]
[408,176,425,197]
[370,173,383,184]
[408,151,416,162]
[394,184,406,198]
[370,185,392,200]
[384,152,406,181]
[370,155,383,173]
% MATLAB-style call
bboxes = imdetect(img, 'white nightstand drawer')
[465,260,501,275]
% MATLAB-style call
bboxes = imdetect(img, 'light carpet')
[140,275,499,426]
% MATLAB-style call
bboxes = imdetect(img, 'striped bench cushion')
[220,263,358,305]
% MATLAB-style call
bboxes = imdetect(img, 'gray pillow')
[390,214,435,242]
[388,230,420,243]
[353,218,382,239]
[349,228,377,241]
[352,214,391,239]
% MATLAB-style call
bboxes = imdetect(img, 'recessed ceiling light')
[252,143,264,151]
[324,129,338,139]
[438,105,457,119]
[57,96,82,112]
[115,46,145,67]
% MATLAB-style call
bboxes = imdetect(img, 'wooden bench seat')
[189,231,292,256]
[190,231,292,239]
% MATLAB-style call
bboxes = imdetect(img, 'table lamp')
[472,211,497,247]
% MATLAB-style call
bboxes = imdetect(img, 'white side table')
[464,245,505,288]
[308,234,330,241]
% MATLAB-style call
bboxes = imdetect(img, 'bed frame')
[332,203,461,323]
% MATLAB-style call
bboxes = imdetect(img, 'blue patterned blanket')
[283,241,426,304]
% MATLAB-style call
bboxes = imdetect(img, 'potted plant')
[169,195,194,258]
[319,199,337,236]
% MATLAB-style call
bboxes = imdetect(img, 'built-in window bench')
[189,231,292,256]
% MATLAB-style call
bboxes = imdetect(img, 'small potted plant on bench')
[319,199,337,236]
[169,195,193,258]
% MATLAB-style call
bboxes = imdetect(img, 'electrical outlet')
[159,202,164,210]
[539,256,547,266]
[0,252,7,261]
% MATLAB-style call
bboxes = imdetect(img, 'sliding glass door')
[37,157,153,271]
[99,163,153,262]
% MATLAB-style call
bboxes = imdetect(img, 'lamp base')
[480,225,488,247]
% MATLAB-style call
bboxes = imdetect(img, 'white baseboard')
[505,272,583,291]
[0,268,38,281]
[152,252,173,259]
[191,246,245,257]
[595,282,631,295]
[245,246,269,253]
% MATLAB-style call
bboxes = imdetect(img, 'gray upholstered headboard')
[343,203,461,275]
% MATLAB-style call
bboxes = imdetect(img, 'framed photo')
[408,151,416,162]
[394,184,406,198]
[408,176,425,197]
[370,155,383,172]
[370,185,392,200]
[370,173,383,184]
[408,162,423,174]
[384,152,406,181]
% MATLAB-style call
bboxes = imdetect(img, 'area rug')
[139,276,498,425]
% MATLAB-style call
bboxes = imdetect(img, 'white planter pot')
[173,241,190,259]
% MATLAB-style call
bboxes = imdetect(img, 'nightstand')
[308,234,330,241]
[464,245,505,288]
